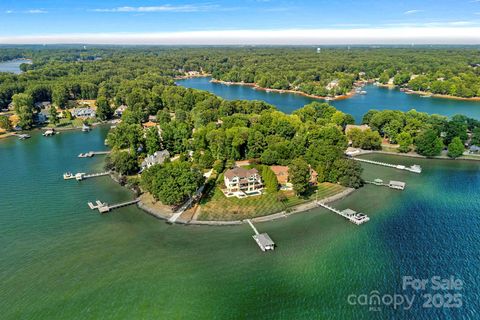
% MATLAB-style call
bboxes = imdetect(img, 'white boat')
[82,124,91,132]
[18,134,31,140]
[43,129,56,136]
[360,90,367,95]
[409,165,422,173]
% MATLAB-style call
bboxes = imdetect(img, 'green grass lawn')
[198,182,346,221]
[47,118,95,128]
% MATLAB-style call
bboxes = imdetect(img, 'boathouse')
[253,233,275,252]
[389,181,406,190]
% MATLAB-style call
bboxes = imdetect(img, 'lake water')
[1,127,479,319]
[178,77,480,122]
[0,59,32,74]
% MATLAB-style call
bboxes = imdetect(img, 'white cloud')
[2,27,480,45]
[5,9,48,14]
[404,10,423,15]
[93,5,218,13]
[26,9,48,14]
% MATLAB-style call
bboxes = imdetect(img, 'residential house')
[469,145,480,154]
[140,150,170,171]
[224,167,263,194]
[72,108,96,118]
[34,110,49,124]
[142,121,157,129]
[345,124,370,134]
[326,79,339,91]
[270,166,292,190]
[270,165,317,190]
[114,105,127,117]
[34,101,51,109]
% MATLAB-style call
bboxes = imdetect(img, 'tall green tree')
[145,127,161,154]
[13,93,34,129]
[141,161,204,206]
[415,129,444,157]
[96,96,113,121]
[447,137,464,159]
[288,157,310,196]
[52,85,69,109]
[397,132,413,153]
[0,115,12,131]
[48,105,59,125]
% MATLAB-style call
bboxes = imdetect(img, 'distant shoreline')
[209,78,356,101]
[376,83,480,102]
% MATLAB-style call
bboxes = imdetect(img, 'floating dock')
[317,202,370,225]
[87,199,140,213]
[78,151,111,158]
[352,157,421,173]
[87,200,106,210]
[246,219,275,252]
[64,171,111,181]
[365,179,406,190]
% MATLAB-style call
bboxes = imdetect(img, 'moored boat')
[82,124,91,132]
[43,129,57,136]
[18,134,31,140]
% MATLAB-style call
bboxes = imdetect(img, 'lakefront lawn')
[197,182,346,221]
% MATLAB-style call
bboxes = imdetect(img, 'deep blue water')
[178,77,480,122]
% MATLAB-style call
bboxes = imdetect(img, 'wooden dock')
[88,199,140,213]
[246,219,275,252]
[76,171,110,181]
[317,202,370,225]
[352,157,421,173]
[87,200,106,210]
[78,151,111,158]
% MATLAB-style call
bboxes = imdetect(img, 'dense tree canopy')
[141,161,204,206]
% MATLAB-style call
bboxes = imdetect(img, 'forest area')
[1,46,480,208]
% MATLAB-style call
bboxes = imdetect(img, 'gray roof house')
[114,105,127,117]
[34,110,49,124]
[140,150,170,171]
[72,108,96,118]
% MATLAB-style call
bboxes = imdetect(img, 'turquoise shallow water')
[1,128,480,319]
[177,77,480,122]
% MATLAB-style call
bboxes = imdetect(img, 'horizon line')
[2,27,480,45]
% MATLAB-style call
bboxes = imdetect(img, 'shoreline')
[209,78,356,101]
[174,73,211,80]
[376,83,480,102]
[134,187,356,226]
[0,120,111,140]
[355,149,480,162]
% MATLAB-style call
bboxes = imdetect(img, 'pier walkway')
[78,151,111,158]
[246,219,275,252]
[351,157,421,173]
[76,171,110,181]
[87,199,140,213]
[317,202,370,225]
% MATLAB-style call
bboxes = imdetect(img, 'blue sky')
[1,1,480,44]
